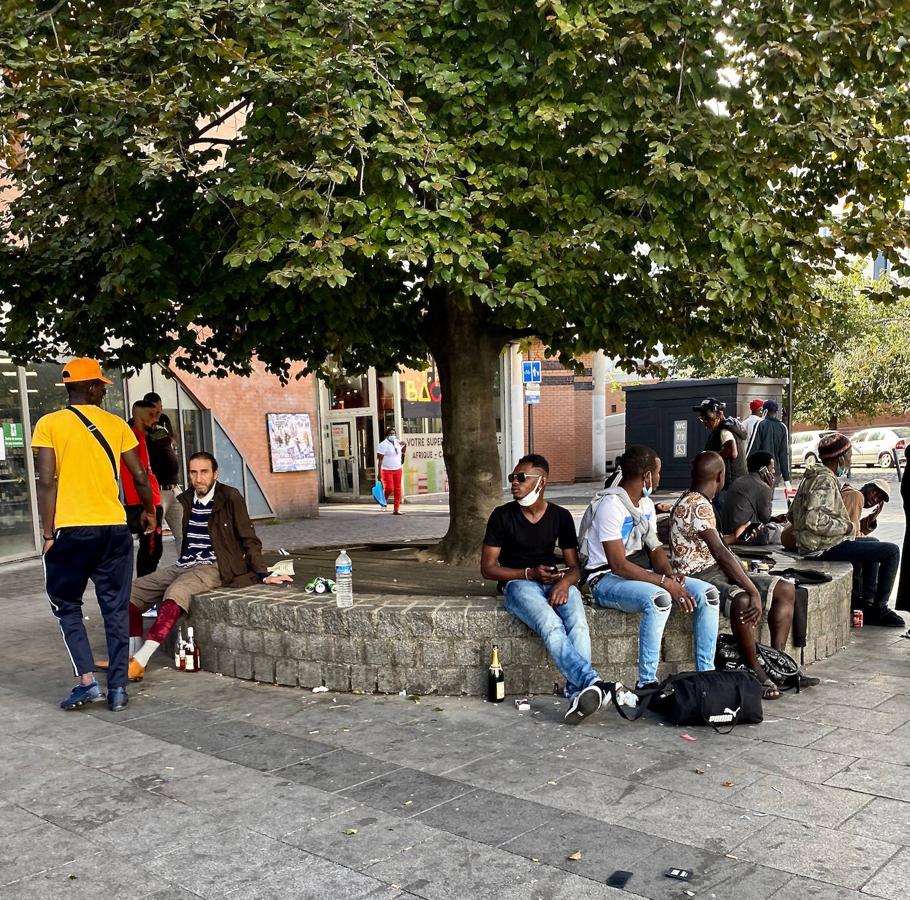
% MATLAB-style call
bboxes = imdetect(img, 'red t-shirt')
[120,426,161,507]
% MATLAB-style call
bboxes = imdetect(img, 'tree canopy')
[2,0,910,557]
[675,269,910,427]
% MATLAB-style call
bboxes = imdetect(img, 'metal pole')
[528,403,534,454]
[787,355,795,475]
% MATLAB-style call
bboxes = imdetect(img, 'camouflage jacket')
[788,464,854,555]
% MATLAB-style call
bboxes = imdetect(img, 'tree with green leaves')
[2,1,909,561]
[674,270,910,428]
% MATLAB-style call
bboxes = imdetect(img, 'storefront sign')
[266,413,317,472]
[2,422,24,449]
[330,422,351,459]
[403,432,448,496]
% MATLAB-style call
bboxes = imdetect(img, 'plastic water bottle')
[334,549,353,608]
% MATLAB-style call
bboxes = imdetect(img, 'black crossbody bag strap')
[67,406,118,480]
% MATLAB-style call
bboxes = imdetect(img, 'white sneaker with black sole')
[563,683,603,725]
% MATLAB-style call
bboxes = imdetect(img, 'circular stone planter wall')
[184,559,853,695]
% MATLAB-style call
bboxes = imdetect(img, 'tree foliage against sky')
[2,1,909,556]
[674,270,910,427]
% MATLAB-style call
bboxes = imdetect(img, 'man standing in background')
[123,399,163,577]
[144,391,184,541]
[749,400,792,495]
[743,398,766,452]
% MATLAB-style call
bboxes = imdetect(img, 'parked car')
[848,427,910,467]
[790,430,833,468]
[603,413,625,471]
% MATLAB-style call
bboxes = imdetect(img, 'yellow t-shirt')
[32,405,138,528]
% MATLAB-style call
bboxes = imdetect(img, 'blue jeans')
[503,580,599,698]
[590,572,719,685]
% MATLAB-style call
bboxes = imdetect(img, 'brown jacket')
[177,482,267,587]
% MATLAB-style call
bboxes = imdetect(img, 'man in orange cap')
[32,358,156,712]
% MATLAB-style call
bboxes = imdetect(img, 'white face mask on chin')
[517,476,544,507]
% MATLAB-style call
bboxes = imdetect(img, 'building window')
[611,404,617,413]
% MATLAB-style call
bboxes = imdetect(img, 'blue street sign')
[522,360,541,384]
[525,389,541,405]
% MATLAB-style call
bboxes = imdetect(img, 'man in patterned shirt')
[120,451,292,681]
[670,452,807,699]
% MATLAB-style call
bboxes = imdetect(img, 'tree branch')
[191,100,251,143]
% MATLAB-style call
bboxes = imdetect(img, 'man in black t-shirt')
[481,454,608,724]
[144,392,184,542]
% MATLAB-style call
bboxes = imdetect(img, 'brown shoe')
[94,660,110,670]
[128,658,145,682]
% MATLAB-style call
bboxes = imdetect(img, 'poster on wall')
[266,413,317,472]
[403,432,448,496]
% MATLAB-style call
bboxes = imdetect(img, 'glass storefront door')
[0,362,37,559]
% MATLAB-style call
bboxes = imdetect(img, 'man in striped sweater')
[122,451,292,680]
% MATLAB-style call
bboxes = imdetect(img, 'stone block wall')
[186,561,852,696]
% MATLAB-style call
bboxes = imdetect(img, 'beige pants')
[130,563,223,614]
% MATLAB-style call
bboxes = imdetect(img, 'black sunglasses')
[507,472,543,484]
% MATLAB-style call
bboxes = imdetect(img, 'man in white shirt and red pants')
[376,427,407,514]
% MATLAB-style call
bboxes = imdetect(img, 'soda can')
[852,610,864,628]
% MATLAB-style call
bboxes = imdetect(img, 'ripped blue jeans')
[590,573,719,685]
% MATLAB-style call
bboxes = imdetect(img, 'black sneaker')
[635,680,660,693]
[866,606,906,628]
[564,684,603,724]
[797,672,821,688]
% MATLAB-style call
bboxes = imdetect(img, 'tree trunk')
[421,291,508,564]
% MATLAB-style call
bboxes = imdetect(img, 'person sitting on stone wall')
[481,454,611,725]
[584,445,720,692]
[720,452,789,545]
[98,451,293,681]
[783,433,903,627]
[670,452,814,700]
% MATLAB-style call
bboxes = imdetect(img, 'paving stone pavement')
[1,496,909,899]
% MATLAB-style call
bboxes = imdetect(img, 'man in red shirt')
[121,400,163,577]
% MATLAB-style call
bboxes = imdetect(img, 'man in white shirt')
[743,398,766,452]
[376,427,407,514]
[584,445,719,690]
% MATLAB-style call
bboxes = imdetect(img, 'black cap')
[693,397,725,414]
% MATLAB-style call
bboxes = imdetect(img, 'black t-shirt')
[483,501,578,571]
[146,413,180,485]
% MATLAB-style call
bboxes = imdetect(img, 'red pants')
[381,468,403,512]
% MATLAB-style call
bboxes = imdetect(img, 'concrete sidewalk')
[1,503,909,899]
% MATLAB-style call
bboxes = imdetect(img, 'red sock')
[148,599,182,644]
[129,603,144,638]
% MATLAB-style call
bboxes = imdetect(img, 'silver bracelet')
[525,567,531,580]
[659,573,667,586]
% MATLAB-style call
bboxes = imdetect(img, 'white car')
[849,427,910,467]
[790,430,833,468]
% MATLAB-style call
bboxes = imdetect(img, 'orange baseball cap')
[61,358,113,384]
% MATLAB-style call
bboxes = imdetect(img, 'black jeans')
[126,504,164,577]
[43,526,133,688]
[817,537,900,607]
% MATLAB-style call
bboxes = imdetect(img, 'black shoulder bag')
[67,406,118,480]
[610,670,763,733]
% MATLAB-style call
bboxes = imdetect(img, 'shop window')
[0,361,35,559]
[244,464,273,517]
[330,375,369,410]
[214,420,245,493]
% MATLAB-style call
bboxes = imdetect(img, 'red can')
[852,610,864,628]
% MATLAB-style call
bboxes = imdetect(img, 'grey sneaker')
[564,684,603,725]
